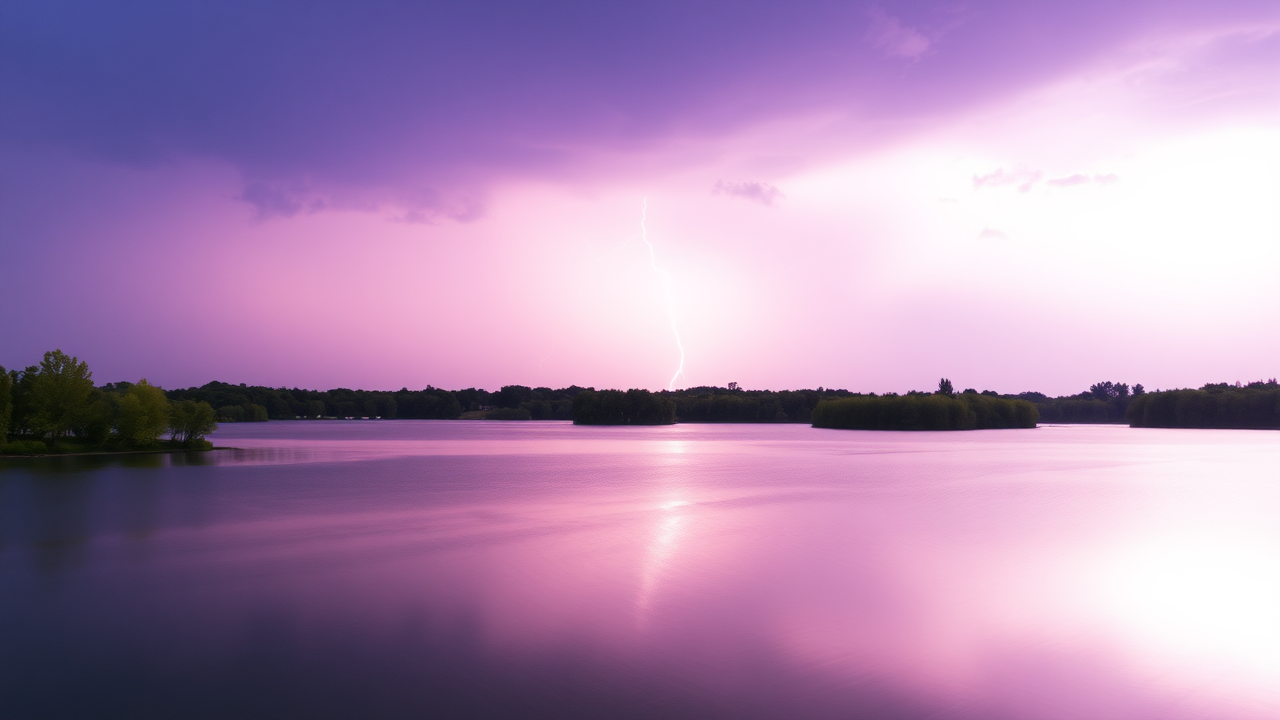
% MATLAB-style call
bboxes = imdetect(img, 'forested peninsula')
[1,351,217,455]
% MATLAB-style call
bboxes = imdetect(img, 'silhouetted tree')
[1089,381,1130,400]
[937,378,954,396]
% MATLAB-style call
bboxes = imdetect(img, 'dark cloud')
[714,180,784,207]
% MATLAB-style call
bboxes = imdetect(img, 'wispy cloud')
[972,168,1042,193]
[714,180,785,207]
[866,9,930,60]
[1047,173,1119,188]
[979,227,1008,241]
[390,189,486,224]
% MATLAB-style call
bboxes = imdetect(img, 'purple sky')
[2,1,1278,394]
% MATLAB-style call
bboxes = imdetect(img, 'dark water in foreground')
[2,421,1277,719]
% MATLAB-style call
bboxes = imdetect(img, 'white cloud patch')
[979,227,1009,241]
[973,168,1119,194]
[866,9,930,59]
[714,180,785,207]
[972,167,1042,193]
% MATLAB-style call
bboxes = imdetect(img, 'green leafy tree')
[169,400,218,446]
[116,379,171,448]
[30,350,96,443]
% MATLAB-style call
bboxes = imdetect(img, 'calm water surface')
[2,422,1278,719]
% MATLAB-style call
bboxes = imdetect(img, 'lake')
[2,421,1278,719]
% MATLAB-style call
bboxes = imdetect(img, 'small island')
[811,379,1039,431]
[572,389,676,425]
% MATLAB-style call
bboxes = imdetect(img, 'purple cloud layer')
[4,1,1275,217]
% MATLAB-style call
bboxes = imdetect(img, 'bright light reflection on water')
[1,421,1277,719]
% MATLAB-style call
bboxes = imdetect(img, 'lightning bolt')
[641,198,686,391]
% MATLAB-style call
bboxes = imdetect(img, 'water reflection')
[0,422,1277,719]
[1095,537,1280,696]
[26,473,95,572]
[635,506,687,625]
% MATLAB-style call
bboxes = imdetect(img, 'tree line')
[1,350,217,455]
[5,349,1274,443]
[163,382,860,425]
[154,379,1161,429]
[163,382,587,422]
